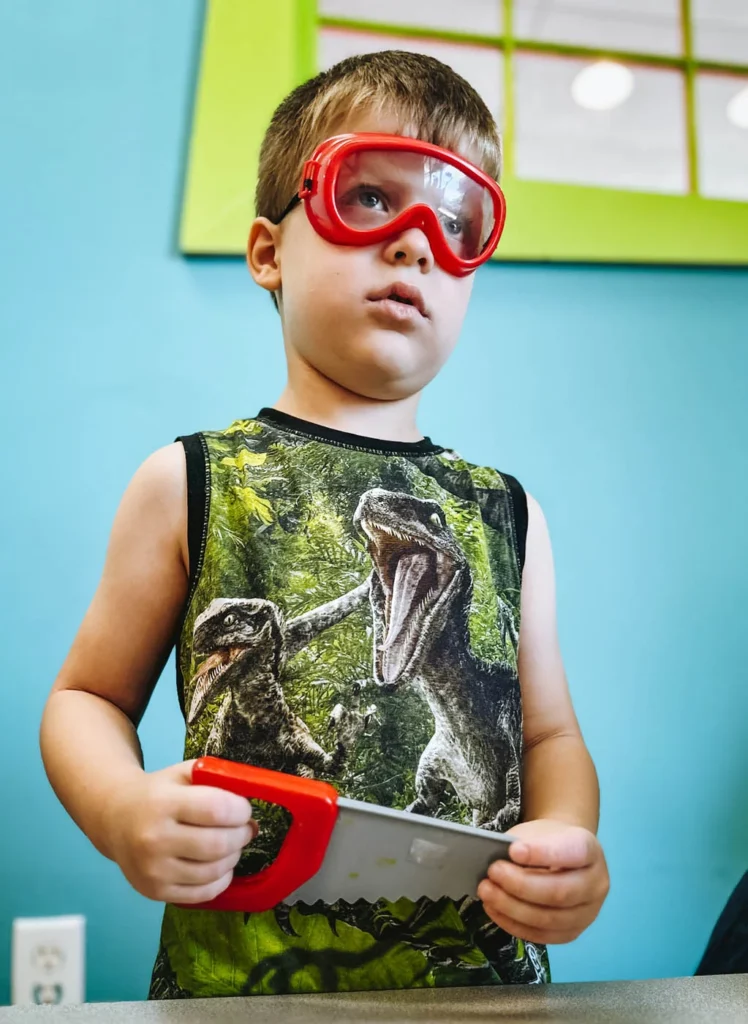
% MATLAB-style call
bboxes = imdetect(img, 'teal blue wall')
[1,0,746,1004]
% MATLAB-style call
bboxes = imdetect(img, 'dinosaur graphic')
[328,699,378,750]
[186,581,370,775]
[457,896,548,984]
[354,488,522,831]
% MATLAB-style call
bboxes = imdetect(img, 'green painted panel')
[179,0,307,253]
[498,176,748,264]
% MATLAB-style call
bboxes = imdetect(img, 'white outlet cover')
[11,915,85,1006]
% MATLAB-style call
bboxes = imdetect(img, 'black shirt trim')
[502,473,528,574]
[256,407,443,455]
[175,433,210,718]
[178,433,210,598]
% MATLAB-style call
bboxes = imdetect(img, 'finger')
[168,852,241,887]
[477,878,589,935]
[164,870,235,906]
[478,882,579,945]
[169,759,198,785]
[172,822,257,862]
[509,828,596,870]
[487,861,592,909]
[480,905,577,946]
[177,786,254,828]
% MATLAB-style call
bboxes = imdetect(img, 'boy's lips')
[367,282,429,319]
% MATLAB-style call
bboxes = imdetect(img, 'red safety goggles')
[277,133,506,277]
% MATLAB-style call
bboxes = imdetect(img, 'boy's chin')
[332,334,440,399]
[329,353,436,402]
[340,374,424,402]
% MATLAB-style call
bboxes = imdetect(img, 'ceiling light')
[571,61,635,112]
[726,85,748,129]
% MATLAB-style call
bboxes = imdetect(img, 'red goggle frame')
[280,133,506,278]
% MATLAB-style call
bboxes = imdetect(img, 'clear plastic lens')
[334,149,495,258]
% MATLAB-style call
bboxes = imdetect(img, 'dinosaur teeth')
[366,522,419,548]
[188,648,244,724]
[195,650,229,675]
[187,677,209,724]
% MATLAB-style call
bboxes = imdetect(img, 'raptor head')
[187,598,283,725]
[353,488,468,691]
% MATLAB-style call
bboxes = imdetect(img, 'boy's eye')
[438,206,465,237]
[337,183,391,219]
[356,187,387,211]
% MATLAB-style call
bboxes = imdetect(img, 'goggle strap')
[276,177,315,225]
[276,193,301,224]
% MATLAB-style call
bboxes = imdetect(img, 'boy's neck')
[273,363,424,444]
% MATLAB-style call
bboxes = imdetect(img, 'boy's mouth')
[368,282,429,318]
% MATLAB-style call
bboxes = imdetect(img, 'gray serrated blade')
[288,797,515,905]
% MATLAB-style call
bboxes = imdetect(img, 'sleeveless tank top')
[148,409,550,998]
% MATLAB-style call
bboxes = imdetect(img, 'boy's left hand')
[477,819,610,945]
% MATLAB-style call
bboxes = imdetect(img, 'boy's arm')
[477,494,610,945]
[517,494,599,833]
[40,445,255,903]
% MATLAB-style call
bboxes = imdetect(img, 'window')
[320,0,502,36]
[696,73,748,201]
[180,1,748,263]
[513,53,687,194]
[513,0,682,56]
[692,0,748,64]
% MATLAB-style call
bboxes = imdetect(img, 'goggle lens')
[333,149,497,260]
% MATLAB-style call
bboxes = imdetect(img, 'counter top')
[1,975,746,1023]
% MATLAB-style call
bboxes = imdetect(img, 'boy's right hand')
[108,760,257,904]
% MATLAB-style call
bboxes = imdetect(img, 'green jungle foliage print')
[149,417,550,998]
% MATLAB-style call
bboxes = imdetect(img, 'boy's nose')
[382,227,434,273]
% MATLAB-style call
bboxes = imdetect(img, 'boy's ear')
[247,218,282,293]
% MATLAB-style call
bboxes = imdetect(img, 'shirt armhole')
[502,472,528,576]
[174,432,209,718]
[177,433,209,596]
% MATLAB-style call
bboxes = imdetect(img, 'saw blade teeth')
[290,890,473,906]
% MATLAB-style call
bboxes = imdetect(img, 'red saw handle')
[180,757,339,913]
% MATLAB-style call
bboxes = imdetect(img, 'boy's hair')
[255,49,503,228]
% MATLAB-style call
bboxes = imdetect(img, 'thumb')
[510,827,595,870]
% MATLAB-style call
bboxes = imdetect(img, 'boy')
[41,50,609,998]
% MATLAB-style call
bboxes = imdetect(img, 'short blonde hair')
[255,49,503,226]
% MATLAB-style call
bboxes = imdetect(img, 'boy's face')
[248,113,478,402]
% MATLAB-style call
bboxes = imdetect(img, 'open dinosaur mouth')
[187,646,249,725]
[364,523,460,686]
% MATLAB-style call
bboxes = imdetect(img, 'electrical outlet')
[11,915,85,1006]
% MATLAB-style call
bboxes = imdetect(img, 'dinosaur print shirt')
[148,409,550,999]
